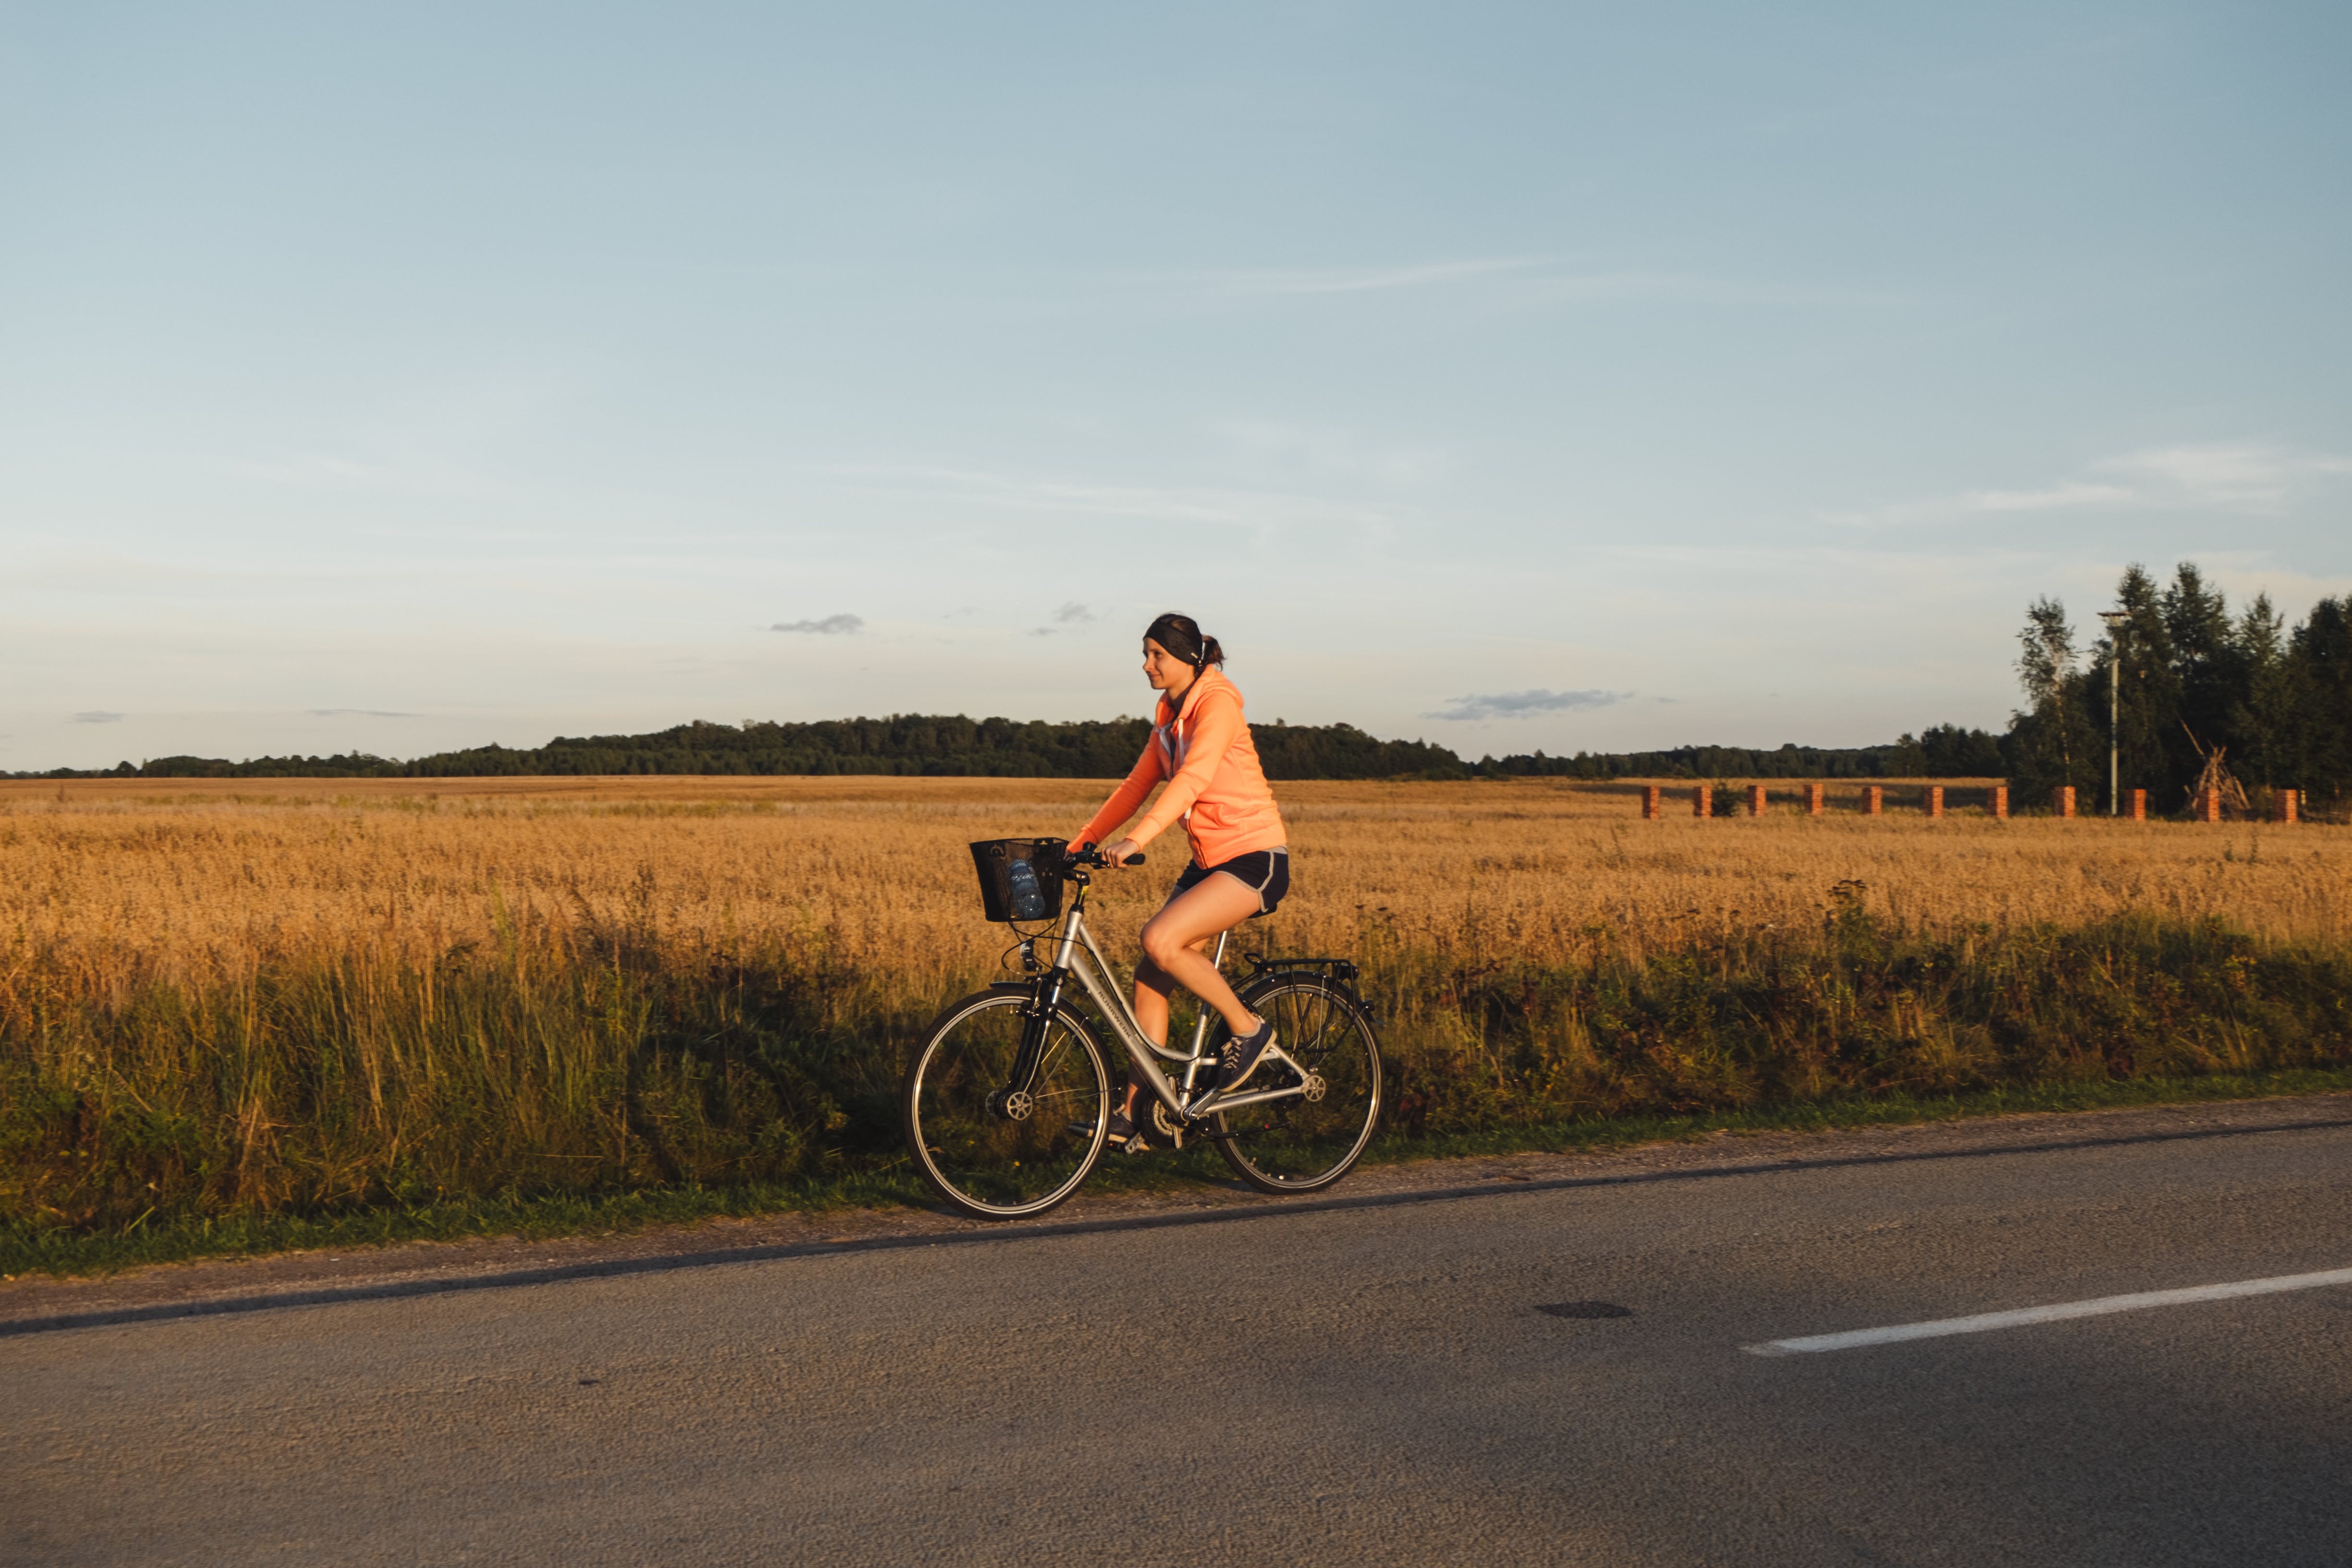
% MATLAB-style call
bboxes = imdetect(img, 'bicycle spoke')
[1214,977,1382,1193]
[903,993,1110,1220]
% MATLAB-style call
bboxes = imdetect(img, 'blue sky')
[5,2,2347,771]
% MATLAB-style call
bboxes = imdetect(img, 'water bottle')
[1007,856,1047,920]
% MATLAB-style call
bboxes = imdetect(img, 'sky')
[4,2,2348,771]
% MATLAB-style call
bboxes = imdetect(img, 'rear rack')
[1243,954,1359,985]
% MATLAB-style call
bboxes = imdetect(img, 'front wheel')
[903,991,1112,1221]
[1213,975,1383,1195]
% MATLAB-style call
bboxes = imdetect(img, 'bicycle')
[901,842,1384,1221]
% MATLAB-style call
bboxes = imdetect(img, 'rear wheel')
[903,992,1112,1220]
[1212,976,1383,1194]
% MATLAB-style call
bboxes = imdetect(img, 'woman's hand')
[1099,837,1141,868]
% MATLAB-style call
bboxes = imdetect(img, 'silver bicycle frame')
[1043,894,1313,1123]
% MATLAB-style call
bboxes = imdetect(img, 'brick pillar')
[1747,784,1768,817]
[1805,782,1825,817]
[1863,785,1883,816]
[1693,784,1712,819]
[1988,785,2009,820]
[2052,785,2075,819]
[1924,785,1944,819]
[1641,784,1662,820]
[2196,789,2221,823]
[2128,789,2146,821]
[2274,789,2298,825]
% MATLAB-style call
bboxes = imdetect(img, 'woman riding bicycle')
[1069,612,1288,1151]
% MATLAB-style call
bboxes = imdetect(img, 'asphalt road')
[7,1102,2352,1567]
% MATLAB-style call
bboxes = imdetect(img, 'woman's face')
[1141,637,1193,693]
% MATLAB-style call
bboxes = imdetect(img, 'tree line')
[32,564,2339,806]
[33,715,1469,782]
[1473,727,2006,781]
[2008,564,2350,815]
[26,714,2006,784]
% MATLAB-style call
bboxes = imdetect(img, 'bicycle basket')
[968,838,1069,923]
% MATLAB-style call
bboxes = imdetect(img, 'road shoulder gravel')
[7,1091,2349,1337]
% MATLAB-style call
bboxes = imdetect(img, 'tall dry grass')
[5,776,2348,1235]
[8,774,2344,978]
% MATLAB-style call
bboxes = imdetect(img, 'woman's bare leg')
[1119,873,1265,1119]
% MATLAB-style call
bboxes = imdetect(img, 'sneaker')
[1077,1109,1149,1153]
[1214,1017,1277,1093]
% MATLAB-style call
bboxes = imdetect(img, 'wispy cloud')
[2106,442,2352,507]
[211,451,504,499]
[1428,689,1629,721]
[1962,481,2136,513]
[1029,601,1097,637]
[772,613,864,635]
[307,708,420,718]
[219,453,406,488]
[1854,441,2352,525]
[72,711,125,723]
[1146,259,1901,314]
[1201,257,1547,297]
[835,464,1389,535]
[1209,419,1453,486]
[1496,270,1904,311]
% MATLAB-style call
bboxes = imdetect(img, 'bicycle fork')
[1001,962,1073,1108]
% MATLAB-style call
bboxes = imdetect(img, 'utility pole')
[2097,610,2128,816]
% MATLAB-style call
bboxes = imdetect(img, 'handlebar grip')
[1122,854,1146,867]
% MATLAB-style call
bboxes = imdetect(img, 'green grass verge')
[10,1065,2350,1282]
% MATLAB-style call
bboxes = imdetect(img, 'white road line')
[1745,1265,2352,1356]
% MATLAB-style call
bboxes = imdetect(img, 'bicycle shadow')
[10,1108,2348,1341]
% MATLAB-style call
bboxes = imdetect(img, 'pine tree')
[2286,597,2352,814]
[2230,593,2291,789]
[2111,564,2181,804]
[2163,562,2239,802]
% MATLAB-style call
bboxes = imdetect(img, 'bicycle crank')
[1149,1099,1187,1150]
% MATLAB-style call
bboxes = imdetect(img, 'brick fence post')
[1805,782,1825,817]
[1924,785,1944,819]
[1641,784,1662,820]
[2275,788,2299,825]
[2052,785,2075,818]
[1863,785,1883,816]
[1988,785,2009,820]
[2128,788,2146,821]
[2197,789,2221,823]
[1748,784,1768,817]
[1693,784,1712,819]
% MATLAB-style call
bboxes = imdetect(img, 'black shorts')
[1168,847,1290,918]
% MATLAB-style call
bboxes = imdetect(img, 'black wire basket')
[968,838,1069,923]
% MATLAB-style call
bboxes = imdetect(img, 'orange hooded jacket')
[1069,667,1286,869]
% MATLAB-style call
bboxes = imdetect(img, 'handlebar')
[1066,845,1146,869]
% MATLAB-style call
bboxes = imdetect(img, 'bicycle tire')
[903,990,1113,1221]
[1211,974,1383,1195]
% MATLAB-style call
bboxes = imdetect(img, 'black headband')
[1145,614,1207,668]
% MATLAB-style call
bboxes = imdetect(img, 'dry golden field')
[6,774,2350,1251]
[4,774,2344,995]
